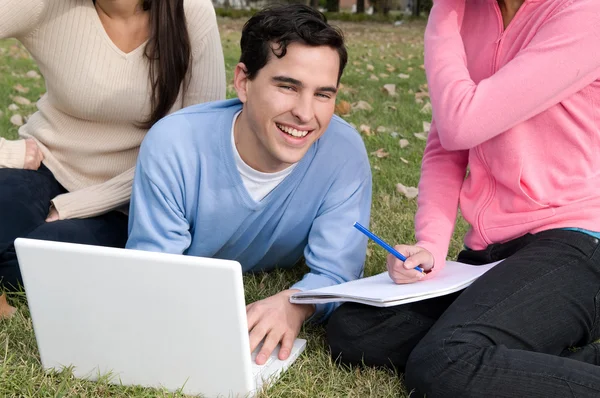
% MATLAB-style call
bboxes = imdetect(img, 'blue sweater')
[126,99,372,320]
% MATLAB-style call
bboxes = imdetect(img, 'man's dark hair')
[240,4,348,84]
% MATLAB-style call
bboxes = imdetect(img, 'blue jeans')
[327,229,600,397]
[0,165,128,290]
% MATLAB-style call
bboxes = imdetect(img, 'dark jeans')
[0,165,129,290]
[327,229,600,397]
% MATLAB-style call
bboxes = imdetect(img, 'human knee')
[326,303,371,365]
[405,339,481,397]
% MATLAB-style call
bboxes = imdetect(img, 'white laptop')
[14,238,306,397]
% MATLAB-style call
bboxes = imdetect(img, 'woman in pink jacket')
[327,0,600,396]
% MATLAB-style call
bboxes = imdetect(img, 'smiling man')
[126,5,371,365]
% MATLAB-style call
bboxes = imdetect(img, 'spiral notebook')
[290,260,502,307]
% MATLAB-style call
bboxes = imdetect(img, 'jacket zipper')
[474,1,528,245]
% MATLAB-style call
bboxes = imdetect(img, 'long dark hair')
[142,0,191,128]
[240,4,347,84]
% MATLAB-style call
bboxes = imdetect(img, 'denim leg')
[326,292,460,370]
[1,211,129,290]
[0,166,64,252]
[405,230,600,398]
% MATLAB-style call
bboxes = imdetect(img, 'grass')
[0,18,469,397]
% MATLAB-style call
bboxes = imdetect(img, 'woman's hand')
[387,245,435,284]
[23,138,44,170]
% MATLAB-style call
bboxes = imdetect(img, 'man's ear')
[234,63,250,103]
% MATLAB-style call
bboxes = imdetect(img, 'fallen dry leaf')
[370,148,389,158]
[376,126,387,133]
[12,96,30,105]
[379,73,389,78]
[396,182,419,199]
[382,84,396,96]
[398,73,410,79]
[335,100,351,116]
[407,67,415,72]
[13,84,29,93]
[420,102,432,114]
[423,121,431,133]
[8,104,19,111]
[352,100,373,112]
[366,64,375,71]
[369,74,379,81]
[399,139,410,148]
[10,114,23,126]
[386,66,396,73]
[359,124,372,136]
[400,157,409,164]
[414,132,428,141]
[26,70,40,79]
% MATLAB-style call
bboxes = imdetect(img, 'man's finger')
[246,302,261,331]
[278,331,295,360]
[248,322,269,354]
[256,328,283,365]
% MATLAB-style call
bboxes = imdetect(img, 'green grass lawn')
[0,18,468,397]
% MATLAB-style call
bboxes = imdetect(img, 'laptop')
[14,238,307,397]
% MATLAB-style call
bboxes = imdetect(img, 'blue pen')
[353,222,424,273]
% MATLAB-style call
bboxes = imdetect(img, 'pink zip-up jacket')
[416,0,600,275]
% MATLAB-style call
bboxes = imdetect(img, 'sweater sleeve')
[292,154,372,322]
[0,138,26,169]
[126,118,192,254]
[0,0,45,39]
[183,0,226,106]
[414,120,469,276]
[50,167,135,219]
[425,0,600,150]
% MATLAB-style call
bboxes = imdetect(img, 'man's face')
[234,42,340,173]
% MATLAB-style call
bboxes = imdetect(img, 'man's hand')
[246,289,314,365]
[387,245,434,284]
[23,138,44,170]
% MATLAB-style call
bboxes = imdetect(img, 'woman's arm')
[413,120,469,273]
[183,0,226,106]
[0,0,45,39]
[425,0,600,150]
[0,138,26,168]
[50,167,135,220]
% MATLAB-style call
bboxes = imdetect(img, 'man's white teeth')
[277,123,309,138]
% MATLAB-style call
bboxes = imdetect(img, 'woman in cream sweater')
[0,0,226,310]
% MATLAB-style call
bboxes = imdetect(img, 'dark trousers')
[0,166,129,290]
[326,229,600,397]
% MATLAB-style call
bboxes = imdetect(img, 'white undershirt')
[231,111,297,202]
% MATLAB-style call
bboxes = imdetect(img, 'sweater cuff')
[51,187,130,220]
[0,139,26,169]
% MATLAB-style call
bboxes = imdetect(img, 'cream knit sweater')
[0,0,226,219]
